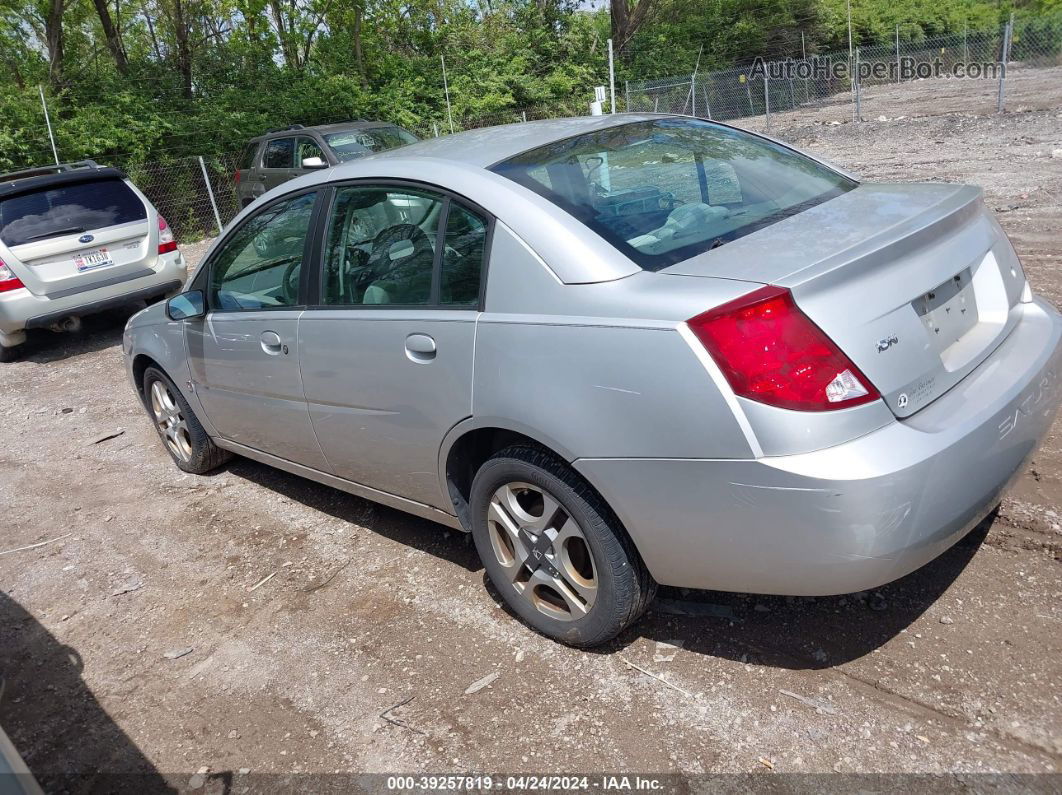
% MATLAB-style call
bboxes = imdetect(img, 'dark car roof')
[252,120,408,143]
[0,165,127,200]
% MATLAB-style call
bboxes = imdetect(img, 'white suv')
[0,160,187,361]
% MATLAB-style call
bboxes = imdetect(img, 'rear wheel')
[0,343,21,363]
[469,445,655,647]
[142,366,231,474]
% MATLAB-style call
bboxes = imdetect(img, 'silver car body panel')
[125,114,1062,596]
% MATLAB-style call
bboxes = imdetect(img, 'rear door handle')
[260,330,287,355]
[405,333,436,362]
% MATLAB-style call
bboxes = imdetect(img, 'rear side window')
[0,177,147,247]
[239,143,259,170]
[263,138,295,169]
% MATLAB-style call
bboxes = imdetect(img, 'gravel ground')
[1,73,1061,790]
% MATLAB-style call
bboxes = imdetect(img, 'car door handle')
[405,333,436,363]
[260,330,287,355]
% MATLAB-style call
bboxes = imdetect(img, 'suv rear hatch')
[0,170,153,298]
[663,183,1028,417]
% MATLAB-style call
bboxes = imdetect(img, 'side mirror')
[301,156,327,169]
[166,290,206,321]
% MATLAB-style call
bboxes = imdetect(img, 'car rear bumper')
[0,255,185,339]
[575,296,1062,595]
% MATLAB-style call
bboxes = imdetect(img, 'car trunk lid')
[663,183,1028,417]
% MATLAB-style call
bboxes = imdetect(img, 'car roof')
[252,120,406,142]
[366,113,670,168]
[0,164,127,200]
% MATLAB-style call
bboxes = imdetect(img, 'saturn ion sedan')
[123,114,1062,646]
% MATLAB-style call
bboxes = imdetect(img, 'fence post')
[432,121,439,137]
[607,38,616,114]
[625,80,630,112]
[853,47,862,122]
[197,156,223,235]
[764,75,770,130]
[997,15,1013,113]
[895,24,901,83]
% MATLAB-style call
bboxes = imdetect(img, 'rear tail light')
[158,215,178,255]
[0,258,25,293]
[687,285,879,412]
[234,170,241,185]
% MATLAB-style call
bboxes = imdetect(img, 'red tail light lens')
[158,215,178,255]
[688,285,879,411]
[0,258,25,293]
[234,170,241,185]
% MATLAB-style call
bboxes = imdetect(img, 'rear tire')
[142,366,231,474]
[469,445,655,647]
[0,344,21,363]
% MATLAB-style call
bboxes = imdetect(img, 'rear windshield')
[325,127,419,162]
[491,118,857,270]
[0,177,146,247]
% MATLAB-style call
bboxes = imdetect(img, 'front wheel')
[142,366,231,474]
[469,445,655,647]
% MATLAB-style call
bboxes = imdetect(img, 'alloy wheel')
[486,481,598,621]
[150,380,193,463]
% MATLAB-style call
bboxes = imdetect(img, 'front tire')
[469,445,655,647]
[142,366,231,474]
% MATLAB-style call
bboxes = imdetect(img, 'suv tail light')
[687,285,879,412]
[158,215,177,255]
[0,258,25,293]
[234,170,241,186]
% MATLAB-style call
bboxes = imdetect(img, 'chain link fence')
[627,16,1062,133]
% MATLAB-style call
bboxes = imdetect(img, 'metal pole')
[521,110,527,123]
[38,85,59,165]
[607,38,616,114]
[854,47,862,121]
[197,156,224,235]
[847,0,853,60]
[441,54,455,134]
[997,15,1013,113]
[764,75,770,130]
[801,31,807,61]
[895,24,901,83]
[964,21,968,62]
[432,121,439,138]
[625,80,630,112]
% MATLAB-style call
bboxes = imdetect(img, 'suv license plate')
[74,248,113,272]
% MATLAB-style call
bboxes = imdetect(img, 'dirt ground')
[2,73,1062,791]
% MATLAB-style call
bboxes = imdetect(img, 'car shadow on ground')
[614,513,994,669]
[218,454,991,669]
[11,308,137,364]
[224,458,483,573]
[0,591,175,794]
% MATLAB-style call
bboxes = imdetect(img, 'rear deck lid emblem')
[78,234,94,244]
[877,335,898,353]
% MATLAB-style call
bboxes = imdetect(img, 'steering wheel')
[366,223,433,276]
[281,258,301,303]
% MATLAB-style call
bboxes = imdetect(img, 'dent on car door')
[299,184,489,508]
[184,190,330,470]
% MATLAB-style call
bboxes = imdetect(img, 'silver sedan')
[123,114,1062,646]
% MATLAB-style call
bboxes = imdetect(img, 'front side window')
[263,138,295,169]
[296,137,325,167]
[322,186,443,306]
[0,177,146,247]
[209,192,316,310]
[492,118,856,270]
[324,127,419,162]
